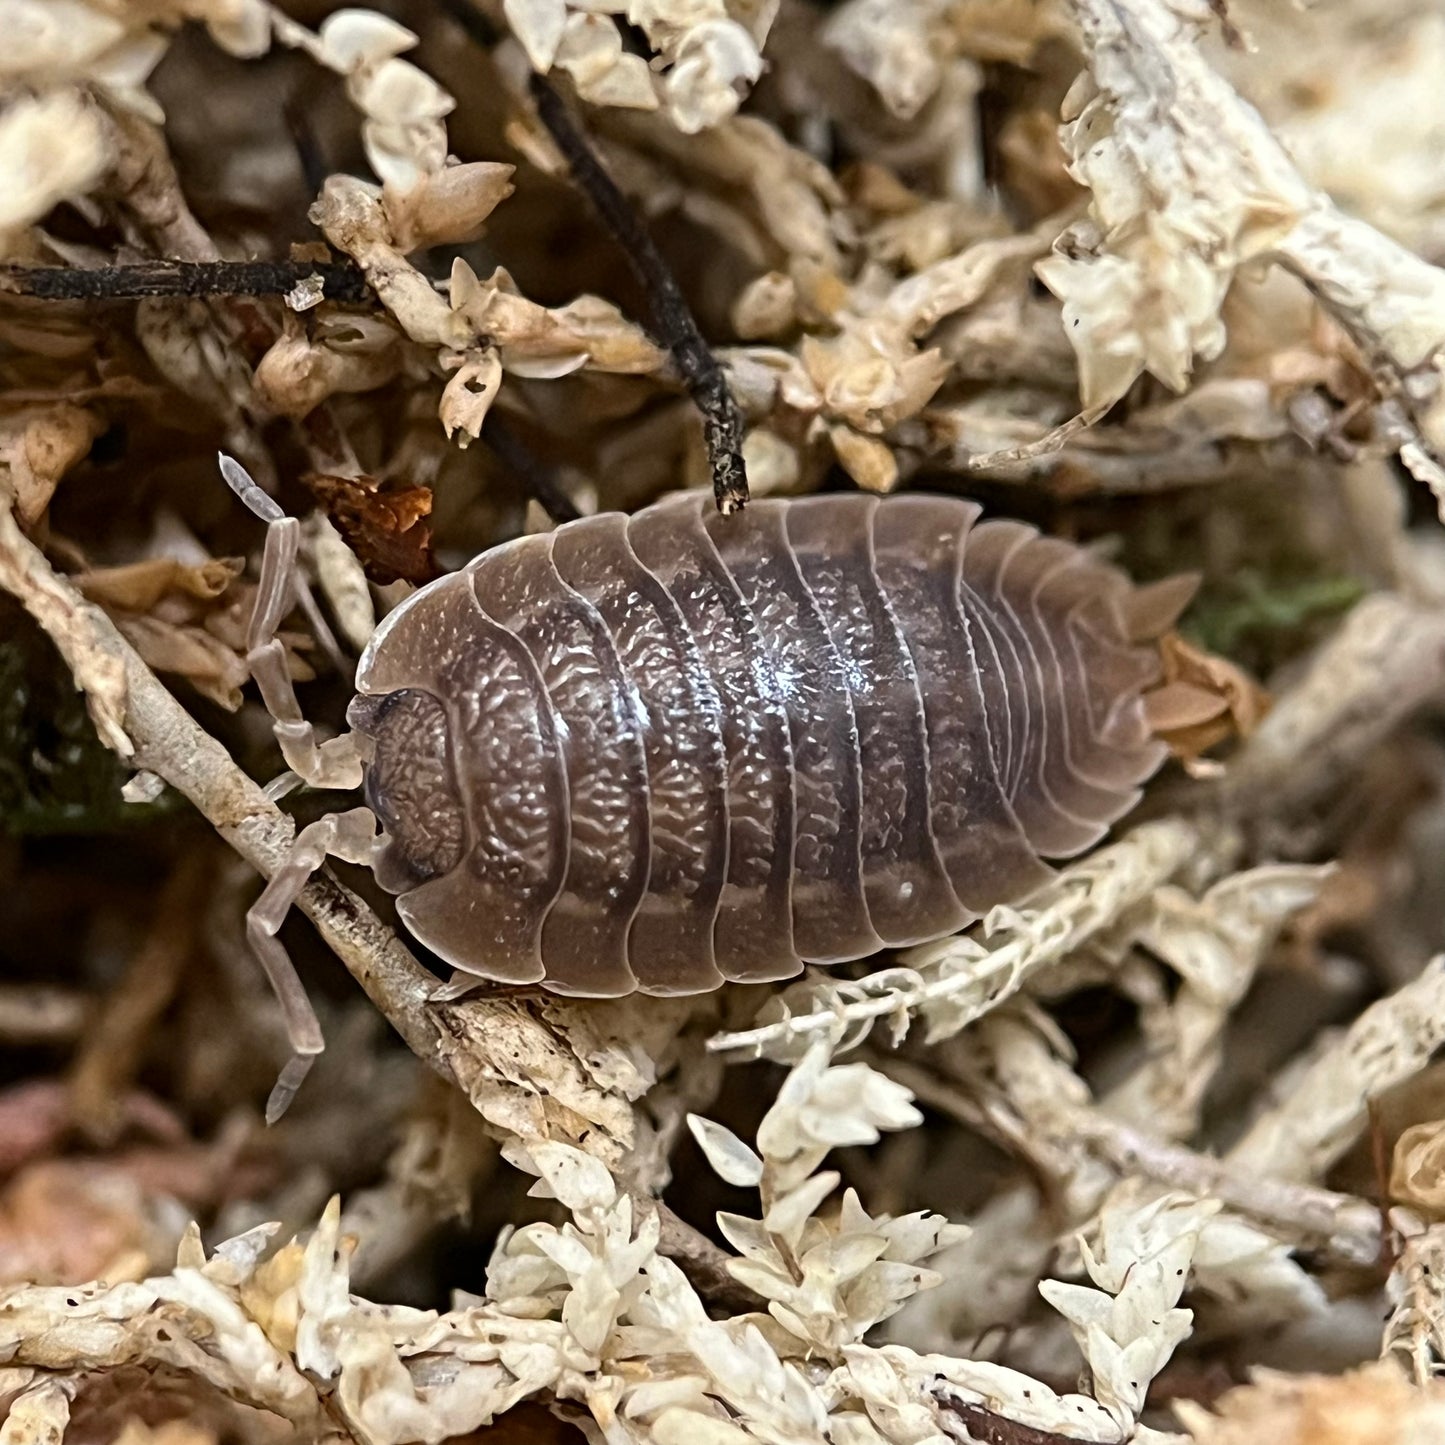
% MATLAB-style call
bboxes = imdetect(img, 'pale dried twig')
[1228,957,1445,1185]
[0,483,680,1170]
[707,817,1231,1061]
[880,1056,1382,1270]
[1218,593,1445,825]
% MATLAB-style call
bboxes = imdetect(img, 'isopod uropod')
[220,457,1191,1118]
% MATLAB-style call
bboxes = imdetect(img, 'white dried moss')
[0,0,475,242]
[1383,1211,1445,1382]
[688,1042,963,1352]
[502,0,771,132]
[1041,1194,1211,1434]
[708,817,1231,1062]
[0,1051,1021,1445]
[0,1041,1214,1445]
[1044,0,1445,486]
[1095,864,1333,1141]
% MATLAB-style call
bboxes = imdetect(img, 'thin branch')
[526,76,749,513]
[935,1392,1102,1445]
[67,850,208,1143]
[883,1055,1383,1269]
[0,487,661,1172]
[483,414,584,525]
[1218,592,1445,826]
[1077,1113,1384,1268]
[1227,956,1445,1187]
[0,258,369,304]
[652,1201,765,1314]
[430,0,749,514]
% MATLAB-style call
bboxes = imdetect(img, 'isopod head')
[346,688,465,894]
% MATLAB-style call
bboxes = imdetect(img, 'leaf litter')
[4,0,1445,1442]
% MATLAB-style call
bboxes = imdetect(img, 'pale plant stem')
[707,818,1220,1059]
[0,487,658,1171]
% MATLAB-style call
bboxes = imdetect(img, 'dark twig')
[0,259,370,304]
[430,0,749,513]
[934,1392,1100,1445]
[483,415,584,525]
[527,76,749,513]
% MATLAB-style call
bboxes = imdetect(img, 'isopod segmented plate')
[346,492,1190,997]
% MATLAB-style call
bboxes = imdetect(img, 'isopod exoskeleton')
[344,491,1189,994]
[220,462,1190,1119]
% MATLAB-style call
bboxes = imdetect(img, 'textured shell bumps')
[346,491,1186,996]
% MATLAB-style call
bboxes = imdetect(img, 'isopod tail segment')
[219,453,381,1123]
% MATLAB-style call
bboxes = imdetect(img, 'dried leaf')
[2,406,103,527]
[302,471,436,586]
[74,558,241,614]
[113,614,252,711]
[1146,632,1270,768]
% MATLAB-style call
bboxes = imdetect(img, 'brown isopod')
[220,457,1192,1119]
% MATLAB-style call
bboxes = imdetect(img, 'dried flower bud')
[0,91,108,241]
[440,349,505,444]
[732,271,798,340]
[383,161,515,251]
[1392,1121,1445,1217]
[829,424,899,492]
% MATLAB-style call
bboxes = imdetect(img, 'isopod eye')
[347,689,466,894]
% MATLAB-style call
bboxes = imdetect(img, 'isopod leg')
[219,454,363,791]
[247,806,380,1123]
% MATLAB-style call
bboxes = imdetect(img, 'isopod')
[220,458,1191,1118]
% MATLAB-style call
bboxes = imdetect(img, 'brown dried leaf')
[3,406,104,526]
[74,557,241,614]
[1146,632,1269,767]
[114,614,253,711]
[302,472,436,586]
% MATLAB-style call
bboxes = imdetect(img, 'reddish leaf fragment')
[302,472,437,586]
